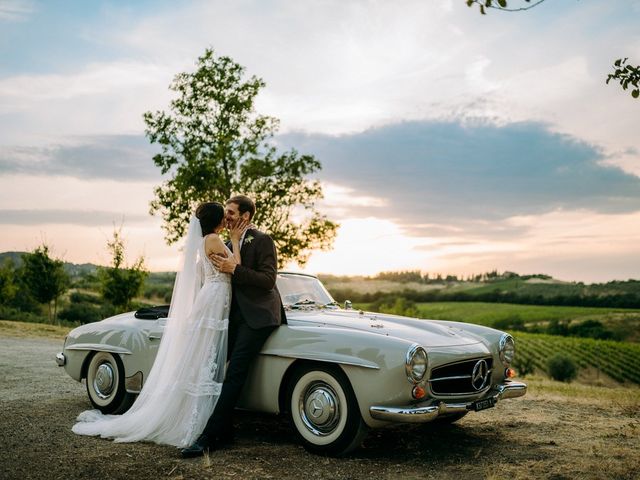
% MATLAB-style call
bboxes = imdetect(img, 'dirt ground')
[1,333,639,480]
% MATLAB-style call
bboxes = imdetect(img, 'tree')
[465,1,640,100]
[144,48,337,267]
[21,245,69,324]
[0,259,18,305]
[99,227,148,312]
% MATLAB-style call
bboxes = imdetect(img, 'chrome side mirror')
[344,300,353,310]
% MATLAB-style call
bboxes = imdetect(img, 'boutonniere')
[244,235,254,245]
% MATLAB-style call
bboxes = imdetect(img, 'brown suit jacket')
[230,229,286,329]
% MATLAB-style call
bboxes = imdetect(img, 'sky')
[1,0,639,282]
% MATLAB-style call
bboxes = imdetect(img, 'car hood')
[287,309,484,347]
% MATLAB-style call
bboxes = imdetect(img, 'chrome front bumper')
[369,381,527,423]
[55,352,65,366]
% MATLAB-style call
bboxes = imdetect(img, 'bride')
[72,202,247,447]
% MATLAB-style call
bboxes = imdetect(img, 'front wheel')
[85,351,135,414]
[287,364,368,456]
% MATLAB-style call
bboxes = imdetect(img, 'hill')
[322,271,640,308]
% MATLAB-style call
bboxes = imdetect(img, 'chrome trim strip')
[369,381,527,423]
[65,344,132,355]
[431,385,492,396]
[429,375,472,381]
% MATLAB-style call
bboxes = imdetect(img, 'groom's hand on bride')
[210,251,238,274]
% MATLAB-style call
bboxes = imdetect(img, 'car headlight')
[499,334,515,367]
[405,345,428,383]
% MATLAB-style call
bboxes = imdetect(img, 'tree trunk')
[53,296,59,326]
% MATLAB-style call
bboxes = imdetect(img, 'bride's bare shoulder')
[204,233,226,255]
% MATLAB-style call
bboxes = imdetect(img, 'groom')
[181,195,285,458]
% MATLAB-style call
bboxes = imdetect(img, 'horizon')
[1,249,637,285]
[1,1,639,283]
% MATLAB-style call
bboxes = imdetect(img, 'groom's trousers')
[200,305,276,440]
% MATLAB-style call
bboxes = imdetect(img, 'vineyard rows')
[513,332,640,384]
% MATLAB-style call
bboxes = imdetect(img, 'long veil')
[73,216,228,447]
[168,215,203,328]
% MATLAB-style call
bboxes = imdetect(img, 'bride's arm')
[229,218,249,265]
[205,234,227,258]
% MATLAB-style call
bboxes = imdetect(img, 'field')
[514,332,640,384]
[2,322,640,480]
[414,301,640,338]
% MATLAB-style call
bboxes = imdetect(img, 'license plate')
[472,398,495,412]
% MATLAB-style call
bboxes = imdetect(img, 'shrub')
[493,315,526,331]
[546,354,578,382]
[513,356,535,377]
[58,302,105,324]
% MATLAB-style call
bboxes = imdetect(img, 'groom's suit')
[200,228,285,441]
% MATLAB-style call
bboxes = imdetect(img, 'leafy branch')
[606,58,640,99]
[466,0,547,15]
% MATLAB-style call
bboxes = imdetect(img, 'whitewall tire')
[287,364,368,456]
[85,351,135,414]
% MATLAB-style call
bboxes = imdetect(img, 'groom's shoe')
[180,435,211,458]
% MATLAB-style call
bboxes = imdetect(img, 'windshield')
[276,274,336,307]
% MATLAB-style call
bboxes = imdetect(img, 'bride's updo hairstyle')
[195,202,224,236]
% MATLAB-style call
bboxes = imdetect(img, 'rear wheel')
[287,364,368,456]
[85,351,135,414]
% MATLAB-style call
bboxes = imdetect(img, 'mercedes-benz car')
[56,272,526,455]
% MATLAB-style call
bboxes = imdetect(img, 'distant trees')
[20,245,70,324]
[98,228,148,312]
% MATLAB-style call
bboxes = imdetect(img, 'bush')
[546,354,578,382]
[69,291,102,304]
[513,356,535,377]
[58,302,106,324]
[568,319,614,340]
[493,315,526,331]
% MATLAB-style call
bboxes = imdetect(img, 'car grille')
[429,357,493,395]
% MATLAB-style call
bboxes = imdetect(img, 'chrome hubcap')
[94,363,115,399]
[299,382,340,436]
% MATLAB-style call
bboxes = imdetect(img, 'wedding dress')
[72,217,230,447]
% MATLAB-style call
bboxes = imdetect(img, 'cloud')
[0,135,160,181]
[279,120,640,230]
[0,208,151,226]
[0,0,34,22]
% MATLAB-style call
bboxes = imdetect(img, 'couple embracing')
[73,195,285,458]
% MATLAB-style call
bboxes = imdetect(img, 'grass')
[524,374,640,409]
[0,319,73,339]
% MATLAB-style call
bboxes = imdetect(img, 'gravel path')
[1,334,639,480]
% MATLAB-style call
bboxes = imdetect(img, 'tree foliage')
[21,245,69,323]
[546,353,578,382]
[144,48,337,267]
[98,228,148,312]
[0,259,18,305]
[466,0,545,15]
[606,58,640,100]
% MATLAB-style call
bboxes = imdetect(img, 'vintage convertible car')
[57,272,526,455]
